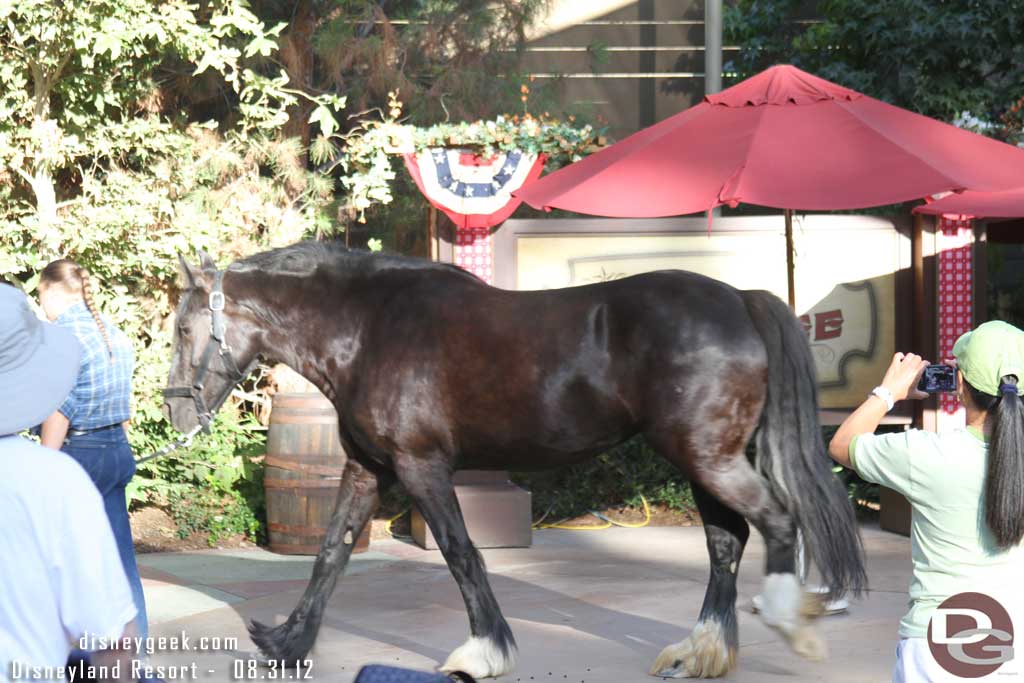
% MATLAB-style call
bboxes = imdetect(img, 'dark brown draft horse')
[164,242,866,679]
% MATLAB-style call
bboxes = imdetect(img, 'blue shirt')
[54,302,134,430]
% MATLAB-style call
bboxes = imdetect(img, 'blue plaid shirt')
[55,302,134,430]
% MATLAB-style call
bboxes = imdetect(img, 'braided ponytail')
[78,268,114,358]
[40,259,114,358]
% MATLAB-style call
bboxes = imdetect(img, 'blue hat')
[0,286,81,435]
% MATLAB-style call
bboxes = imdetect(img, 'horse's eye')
[179,325,191,337]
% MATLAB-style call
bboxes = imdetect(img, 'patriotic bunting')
[404,149,545,229]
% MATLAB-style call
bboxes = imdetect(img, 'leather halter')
[163,270,254,432]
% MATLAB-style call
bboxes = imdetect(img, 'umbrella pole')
[785,209,796,310]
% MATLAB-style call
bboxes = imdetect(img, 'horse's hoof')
[790,624,828,662]
[248,620,278,659]
[439,636,516,679]
[649,621,734,678]
[248,619,311,665]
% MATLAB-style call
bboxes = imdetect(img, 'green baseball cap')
[952,321,1024,396]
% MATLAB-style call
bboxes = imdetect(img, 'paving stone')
[142,523,910,682]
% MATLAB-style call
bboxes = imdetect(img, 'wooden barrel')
[264,392,371,555]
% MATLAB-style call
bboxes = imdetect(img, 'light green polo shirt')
[851,428,1024,637]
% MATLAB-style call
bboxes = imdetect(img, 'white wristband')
[871,386,895,412]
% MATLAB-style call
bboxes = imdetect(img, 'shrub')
[513,437,695,521]
[166,487,261,546]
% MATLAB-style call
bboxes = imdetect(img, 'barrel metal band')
[264,456,344,477]
[268,522,329,536]
[264,479,342,489]
[269,415,339,425]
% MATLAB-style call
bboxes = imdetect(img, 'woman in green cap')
[829,320,1024,682]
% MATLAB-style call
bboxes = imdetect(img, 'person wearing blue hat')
[829,321,1024,682]
[0,285,139,679]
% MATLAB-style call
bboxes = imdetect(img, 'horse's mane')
[227,240,473,280]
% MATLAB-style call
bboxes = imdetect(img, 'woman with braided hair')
[38,259,149,640]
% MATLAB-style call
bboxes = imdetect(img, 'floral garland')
[327,91,605,222]
[408,114,604,168]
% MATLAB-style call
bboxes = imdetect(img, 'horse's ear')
[178,253,199,288]
[197,250,217,272]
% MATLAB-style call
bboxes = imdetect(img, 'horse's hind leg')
[649,437,826,676]
[249,457,392,663]
[395,458,515,679]
[650,483,749,678]
[692,455,825,661]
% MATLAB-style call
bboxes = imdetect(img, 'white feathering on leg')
[649,620,734,678]
[440,636,517,679]
[759,573,802,633]
[759,573,827,661]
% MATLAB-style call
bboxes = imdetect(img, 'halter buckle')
[209,290,225,312]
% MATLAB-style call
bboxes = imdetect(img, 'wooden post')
[394,206,406,254]
[429,205,438,261]
[785,209,796,310]
[973,220,988,324]
[912,212,926,429]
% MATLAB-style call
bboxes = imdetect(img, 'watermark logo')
[927,592,1014,678]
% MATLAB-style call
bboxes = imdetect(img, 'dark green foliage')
[238,0,555,129]
[822,425,878,506]
[725,0,1024,139]
[833,465,879,506]
[988,242,1024,329]
[167,487,262,546]
[513,437,696,521]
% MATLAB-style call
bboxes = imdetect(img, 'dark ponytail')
[982,375,1024,549]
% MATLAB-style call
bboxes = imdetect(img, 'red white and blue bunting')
[404,149,545,229]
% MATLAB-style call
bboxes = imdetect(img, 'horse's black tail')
[742,289,867,599]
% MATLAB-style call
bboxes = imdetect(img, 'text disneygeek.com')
[79,631,238,656]
[5,632,318,681]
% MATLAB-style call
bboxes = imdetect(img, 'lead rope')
[135,425,202,465]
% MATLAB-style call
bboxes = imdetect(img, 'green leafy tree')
[0,0,345,537]
[725,0,1024,139]
[0,0,343,261]
[215,1,554,144]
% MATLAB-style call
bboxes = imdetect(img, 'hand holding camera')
[880,352,931,402]
[878,352,959,403]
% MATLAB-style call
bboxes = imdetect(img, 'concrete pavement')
[140,523,911,682]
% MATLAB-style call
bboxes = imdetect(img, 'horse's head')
[163,251,260,434]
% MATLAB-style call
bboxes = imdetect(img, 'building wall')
[526,0,736,138]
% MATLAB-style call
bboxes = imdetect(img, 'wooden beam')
[912,213,926,354]
[912,212,925,429]
[974,220,988,324]
[429,205,438,261]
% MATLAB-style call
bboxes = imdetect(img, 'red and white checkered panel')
[454,226,493,284]
[936,216,973,423]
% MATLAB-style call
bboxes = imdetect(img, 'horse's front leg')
[249,456,392,663]
[396,457,516,679]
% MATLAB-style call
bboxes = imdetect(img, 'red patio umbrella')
[515,65,1024,306]
[914,188,1024,219]
[516,65,1024,217]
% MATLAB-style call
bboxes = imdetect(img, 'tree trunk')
[29,60,61,256]
[281,0,317,151]
[31,165,61,257]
